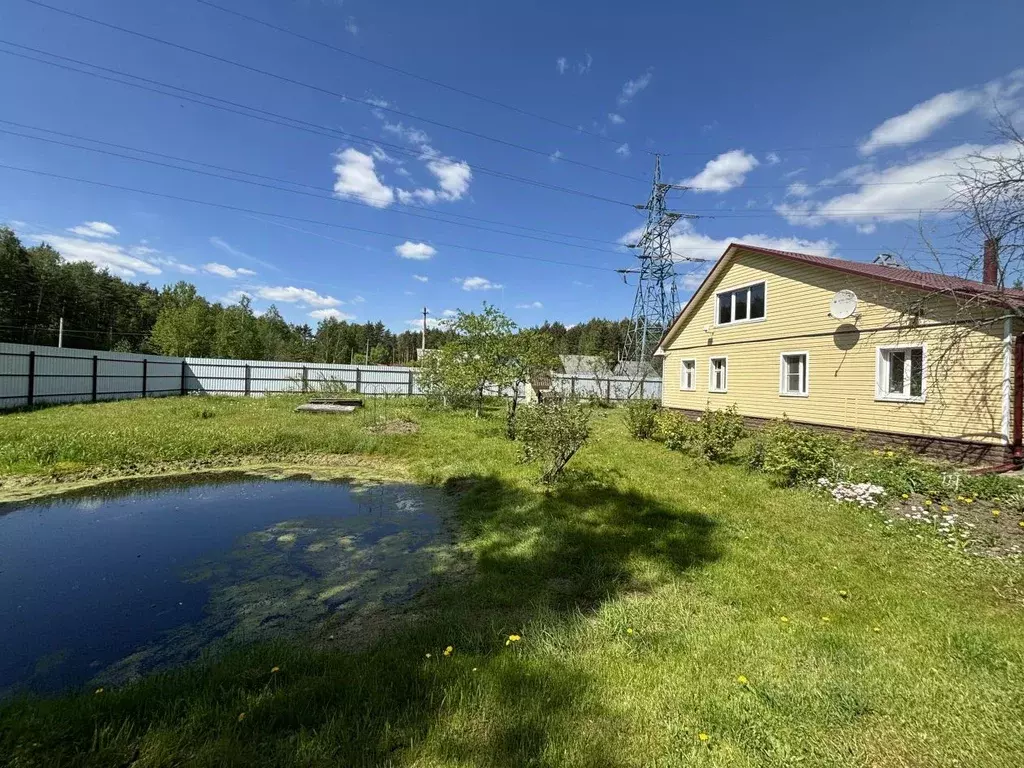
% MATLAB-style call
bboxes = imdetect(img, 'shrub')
[851,447,948,499]
[749,419,846,486]
[958,471,1022,502]
[517,398,592,483]
[655,410,692,451]
[661,405,745,462]
[623,400,659,440]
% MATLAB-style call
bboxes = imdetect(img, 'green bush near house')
[622,399,659,440]
[748,418,846,486]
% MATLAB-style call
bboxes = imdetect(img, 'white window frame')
[679,358,696,391]
[709,356,728,393]
[875,344,926,403]
[779,351,809,398]
[713,280,767,327]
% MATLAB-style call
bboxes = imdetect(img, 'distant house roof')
[660,242,1024,350]
[613,360,658,379]
[559,354,609,375]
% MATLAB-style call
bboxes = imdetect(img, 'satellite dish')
[830,290,859,320]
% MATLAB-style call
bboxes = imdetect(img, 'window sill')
[714,317,766,329]
[875,395,925,404]
[708,389,728,394]
[779,392,809,398]
[679,387,696,392]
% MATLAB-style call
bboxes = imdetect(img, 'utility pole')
[421,306,429,353]
[617,155,705,391]
[57,316,64,348]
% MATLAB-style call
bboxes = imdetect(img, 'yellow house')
[657,243,1024,464]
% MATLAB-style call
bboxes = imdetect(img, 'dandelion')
[237,712,246,723]
[924,499,933,507]
[626,627,634,635]
[780,616,789,623]
[821,616,831,623]
[736,675,748,685]
[901,493,909,500]
[941,506,950,512]
[872,450,880,456]
[444,646,454,657]
[993,510,1001,517]
[838,589,849,599]
[872,626,881,633]
[964,498,974,504]
[698,732,710,743]
[270,666,280,674]
[505,634,522,646]
[1018,521,1024,528]
[885,450,894,457]
[94,687,104,695]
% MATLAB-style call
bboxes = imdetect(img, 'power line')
[191,0,621,147]
[0,119,629,250]
[0,124,635,256]
[0,43,636,210]
[21,0,647,184]
[0,162,626,272]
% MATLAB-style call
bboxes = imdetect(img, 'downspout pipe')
[1013,333,1023,466]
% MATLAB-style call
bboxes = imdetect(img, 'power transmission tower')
[617,155,700,385]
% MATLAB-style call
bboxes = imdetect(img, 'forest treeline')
[0,227,633,364]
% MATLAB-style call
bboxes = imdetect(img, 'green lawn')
[1,396,1023,767]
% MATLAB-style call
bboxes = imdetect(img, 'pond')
[0,475,455,696]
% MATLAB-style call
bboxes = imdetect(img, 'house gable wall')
[661,249,1010,446]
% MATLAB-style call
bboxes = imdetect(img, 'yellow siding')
[662,250,1011,445]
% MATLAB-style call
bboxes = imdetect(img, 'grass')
[1,395,1023,766]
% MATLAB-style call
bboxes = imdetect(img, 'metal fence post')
[180,359,187,396]
[301,365,308,393]
[606,379,612,401]
[26,350,35,407]
[408,369,414,395]
[244,364,251,397]
[91,355,98,402]
[141,359,148,398]
[355,367,361,394]
[570,376,576,396]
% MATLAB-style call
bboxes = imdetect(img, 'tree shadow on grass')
[0,474,721,768]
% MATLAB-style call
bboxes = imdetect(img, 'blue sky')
[2,0,1023,331]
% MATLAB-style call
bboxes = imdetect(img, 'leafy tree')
[517,397,592,483]
[150,282,215,356]
[504,329,557,439]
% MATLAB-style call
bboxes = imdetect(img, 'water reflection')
[0,475,453,695]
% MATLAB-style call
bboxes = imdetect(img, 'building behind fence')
[0,342,660,409]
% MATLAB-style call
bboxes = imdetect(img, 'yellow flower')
[237,712,246,723]
[626,627,634,635]
[838,589,849,598]
[1018,521,1024,528]
[94,687,104,695]
[736,675,748,685]
[885,450,894,457]
[964,498,974,504]
[872,626,881,633]
[924,499,933,506]
[872,449,880,456]
[270,666,280,674]
[780,616,789,623]
[698,732,710,742]
[821,616,831,622]
[901,493,909,500]
[992,510,1001,517]
[444,646,454,657]
[505,634,522,646]
[940,506,950,512]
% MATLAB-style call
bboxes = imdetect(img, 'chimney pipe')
[983,237,1000,286]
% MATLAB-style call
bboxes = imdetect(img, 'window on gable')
[779,353,808,397]
[715,282,765,325]
[877,346,925,402]
[680,359,696,391]
[709,357,728,393]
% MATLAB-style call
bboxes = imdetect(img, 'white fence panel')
[550,373,661,401]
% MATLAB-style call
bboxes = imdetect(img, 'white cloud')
[620,219,836,267]
[426,156,472,201]
[682,150,759,192]
[395,241,436,260]
[766,152,781,165]
[786,182,811,198]
[310,308,355,321]
[382,122,432,149]
[460,276,502,291]
[516,301,543,309]
[615,143,631,158]
[36,234,161,278]
[775,141,1019,228]
[371,145,401,164]
[556,57,568,75]
[345,17,358,35]
[67,221,118,239]
[396,188,438,204]
[577,53,592,75]
[351,295,365,303]
[151,256,197,274]
[256,285,341,307]
[859,69,1024,155]
[550,149,563,162]
[202,262,255,279]
[442,309,458,317]
[412,274,429,282]
[407,316,445,329]
[332,148,395,208]
[608,113,625,125]
[617,70,653,106]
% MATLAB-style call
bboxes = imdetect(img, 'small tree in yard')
[419,304,516,416]
[505,330,558,439]
[517,397,592,483]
